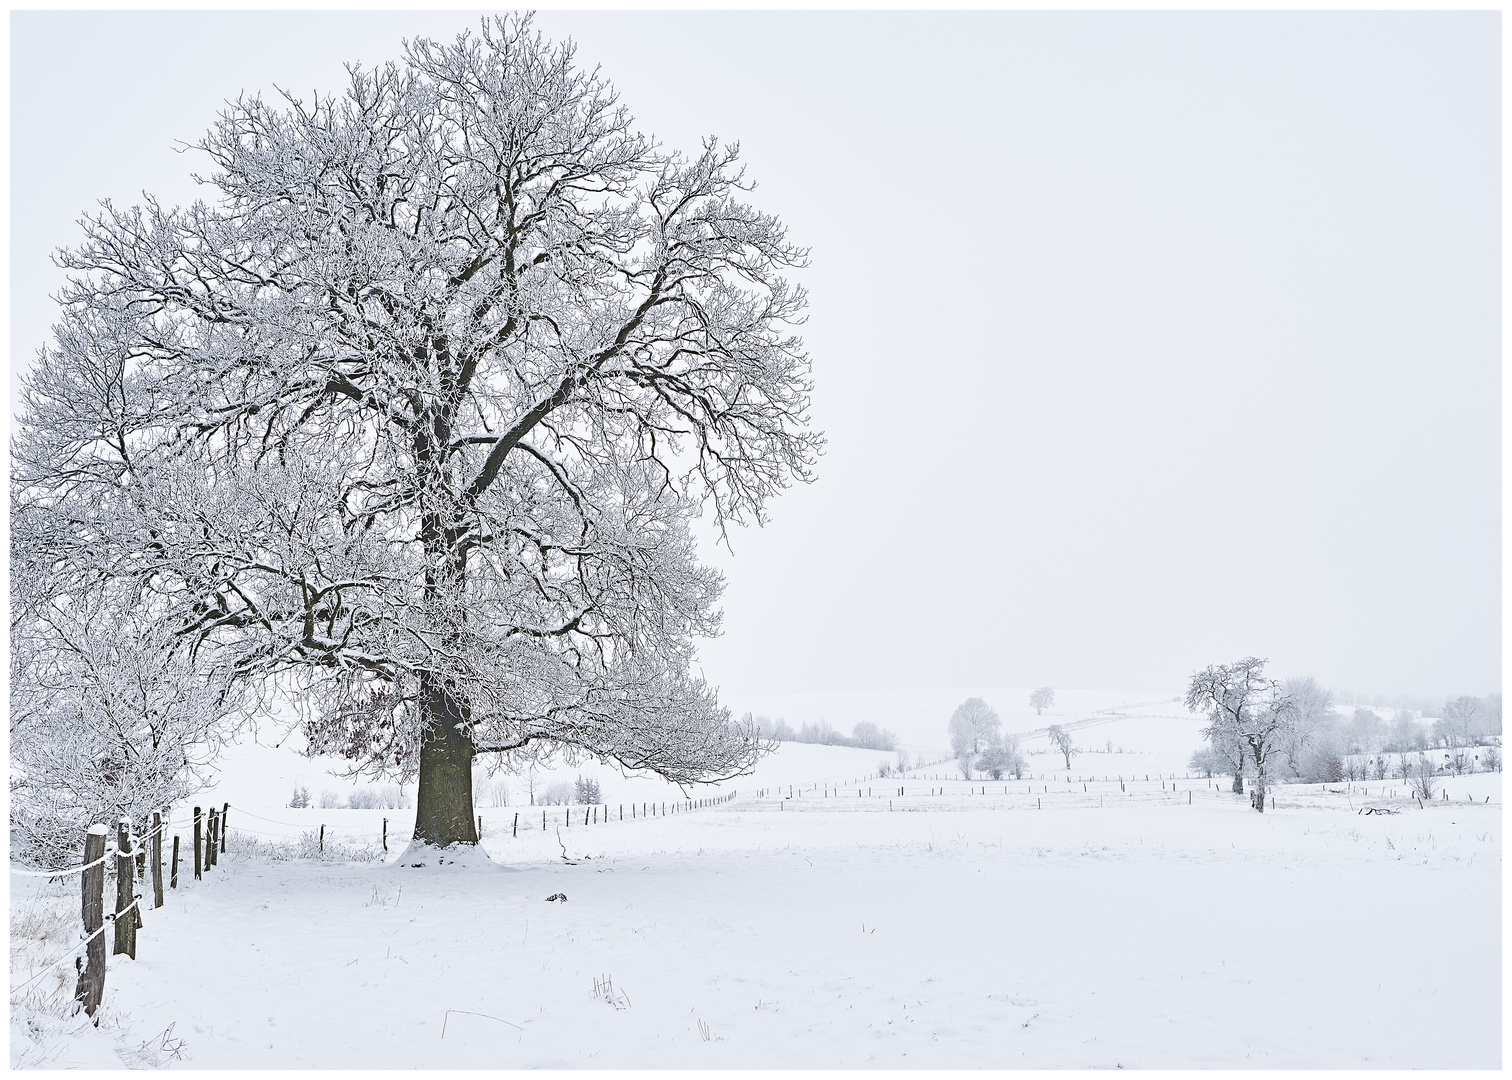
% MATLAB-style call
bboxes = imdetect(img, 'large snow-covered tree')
[12,15,819,852]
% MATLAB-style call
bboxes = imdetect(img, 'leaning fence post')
[513,813,518,838]
[382,818,388,852]
[171,835,180,889]
[220,803,229,853]
[113,818,136,958]
[75,825,108,1019]
[193,807,202,880]
[319,824,325,853]
[206,809,218,869]
[151,812,164,909]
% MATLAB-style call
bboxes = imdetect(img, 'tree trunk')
[411,673,479,847]
[1231,771,1244,794]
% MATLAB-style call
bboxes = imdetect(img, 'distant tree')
[1029,687,1055,715]
[748,714,795,743]
[948,698,1001,757]
[1437,696,1487,748]
[896,748,911,775]
[289,786,311,809]
[1277,676,1337,778]
[1386,709,1422,753]
[1046,725,1077,769]
[1347,707,1383,755]
[573,775,602,804]
[1483,744,1501,772]
[957,750,975,781]
[1186,657,1297,813]
[542,780,572,806]
[1188,747,1222,779]
[850,721,897,751]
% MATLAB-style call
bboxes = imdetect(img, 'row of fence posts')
[75,803,227,1020]
[487,790,738,838]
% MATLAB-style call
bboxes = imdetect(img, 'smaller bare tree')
[1409,754,1438,801]
[1046,725,1077,769]
[1186,657,1297,813]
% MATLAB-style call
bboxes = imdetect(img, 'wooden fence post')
[513,813,518,837]
[220,803,229,853]
[113,818,136,958]
[477,814,483,838]
[382,818,388,852]
[193,807,202,880]
[151,812,164,909]
[206,809,217,869]
[75,825,108,1019]
[171,835,180,889]
[319,824,325,853]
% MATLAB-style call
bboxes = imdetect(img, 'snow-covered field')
[10,705,1501,1069]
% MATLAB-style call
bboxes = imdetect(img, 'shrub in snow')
[541,780,572,806]
[289,786,310,808]
[1409,754,1438,801]
[976,735,1023,781]
[573,775,601,804]
[317,789,343,809]
[227,827,382,863]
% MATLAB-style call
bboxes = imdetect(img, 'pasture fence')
[9,805,226,1020]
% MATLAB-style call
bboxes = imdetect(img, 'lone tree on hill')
[948,697,1001,757]
[11,15,820,853]
[1029,687,1055,715]
[1186,657,1296,813]
[1045,724,1076,769]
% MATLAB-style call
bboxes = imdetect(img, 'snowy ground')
[10,708,1502,1069]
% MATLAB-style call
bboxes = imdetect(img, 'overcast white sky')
[9,11,1501,702]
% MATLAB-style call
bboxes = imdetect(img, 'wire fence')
[9,803,229,1019]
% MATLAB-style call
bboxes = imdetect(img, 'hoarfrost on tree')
[11,14,821,852]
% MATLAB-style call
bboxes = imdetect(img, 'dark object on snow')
[545,892,568,903]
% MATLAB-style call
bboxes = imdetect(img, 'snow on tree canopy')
[11,14,820,851]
